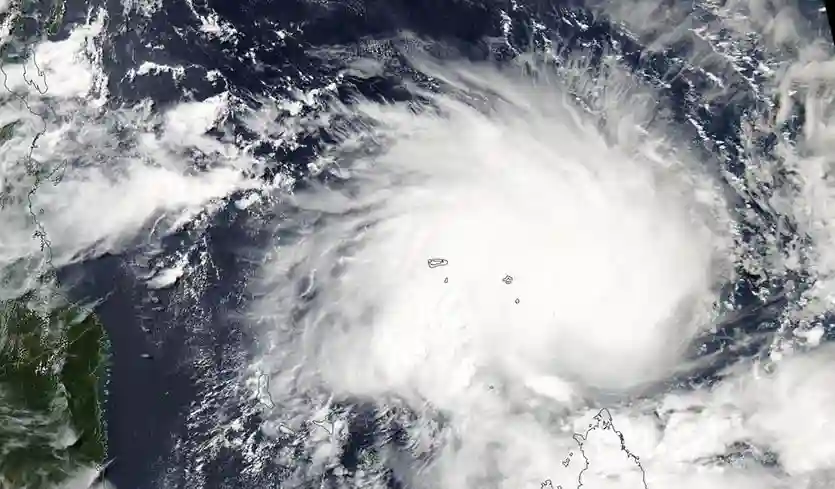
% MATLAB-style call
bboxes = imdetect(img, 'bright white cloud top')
[245,3,835,489]
[1,0,835,488]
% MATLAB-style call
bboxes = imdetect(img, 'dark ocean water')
[41,0,834,487]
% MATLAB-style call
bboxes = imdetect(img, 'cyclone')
[1,0,835,489]
[247,48,737,489]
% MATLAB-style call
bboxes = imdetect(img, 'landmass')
[572,409,649,489]
[422,258,644,485]
[0,296,109,489]
[537,409,649,489]
[0,120,17,145]
[256,372,275,408]
[255,371,335,439]
[0,2,110,487]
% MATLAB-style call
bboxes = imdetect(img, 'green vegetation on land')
[45,0,65,36]
[0,296,108,489]
[0,121,19,145]
[0,2,107,486]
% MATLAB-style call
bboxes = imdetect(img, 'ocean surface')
[3,0,835,488]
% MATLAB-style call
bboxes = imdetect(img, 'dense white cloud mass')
[0,10,266,297]
[245,53,733,489]
[252,53,733,397]
[243,2,835,489]
[3,0,835,488]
